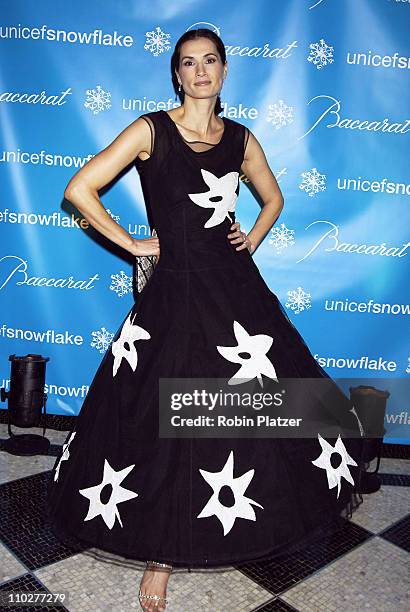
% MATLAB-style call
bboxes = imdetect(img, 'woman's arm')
[64,117,158,257]
[240,130,284,253]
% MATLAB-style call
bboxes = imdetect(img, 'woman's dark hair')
[170,29,226,115]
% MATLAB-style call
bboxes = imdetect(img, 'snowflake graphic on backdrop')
[307,38,334,70]
[144,26,171,56]
[268,223,295,253]
[84,85,112,115]
[285,286,312,315]
[110,271,132,297]
[267,100,294,129]
[299,167,326,197]
[106,209,120,223]
[91,327,114,353]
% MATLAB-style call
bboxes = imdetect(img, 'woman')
[48,29,364,611]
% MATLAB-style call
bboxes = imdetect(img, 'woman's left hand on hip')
[227,221,255,254]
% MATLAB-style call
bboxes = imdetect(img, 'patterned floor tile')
[0,573,68,611]
[0,541,26,583]
[381,444,410,459]
[348,485,410,533]
[35,550,273,612]
[0,471,87,571]
[0,424,70,447]
[0,451,57,485]
[379,513,410,553]
[0,417,407,612]
[379,473,410,487]
[281,537,409,612]
[236,520,371,596]
[0,410,76,433]
[252,597,299,611]
[370,456,410,475]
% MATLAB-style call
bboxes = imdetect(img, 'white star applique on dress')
[311,433,358,498]
[197,450,264,536]
[188,168,239,228]
[54,431,76,482]
[111,311,150,377]
[79,458,138,529]
[216,320,278,387]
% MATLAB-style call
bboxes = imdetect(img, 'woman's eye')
[183,58,216,66]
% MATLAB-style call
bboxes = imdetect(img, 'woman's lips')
[195,81,211,86]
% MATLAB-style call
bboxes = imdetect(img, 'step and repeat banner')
[0,1,409,443]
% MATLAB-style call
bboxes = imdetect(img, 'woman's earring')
[175,82,182,101]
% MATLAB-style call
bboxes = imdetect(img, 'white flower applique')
[188,169,239,228]
[54,431,77,482]
[79,459,138,529]
[111,311,150,377]
[197,450,264,536]
[216,320,278,387]
[311,434,358,498]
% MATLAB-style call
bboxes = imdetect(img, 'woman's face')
[176,37,227,102]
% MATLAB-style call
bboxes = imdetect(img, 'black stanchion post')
[349,385,390,494]
[0,354,50,455]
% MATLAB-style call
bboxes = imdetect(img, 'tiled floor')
[0,415,408,611]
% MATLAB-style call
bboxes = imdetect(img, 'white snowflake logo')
[106,209,120,223]
[267,100,294,129]
[216,320,278,387]
[405,357,410,374]
[197,450,264,536]
[110,271,132,297]
[91,327,115,353]
[268,223,295,253]
[144,26,171,56]
[299,167,326,197]
[311,434,357,498]
[285,286,312,315]
[307,38,334,70]
[84,84,112,115]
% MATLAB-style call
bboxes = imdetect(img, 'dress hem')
[46,485,364,571]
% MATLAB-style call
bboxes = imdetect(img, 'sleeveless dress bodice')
[135,110,250,271]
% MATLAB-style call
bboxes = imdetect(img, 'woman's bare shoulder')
[64,114,154,195]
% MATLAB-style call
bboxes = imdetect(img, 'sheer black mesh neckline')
[161,110,227,154]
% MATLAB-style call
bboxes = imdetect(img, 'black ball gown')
[46,109,364,569]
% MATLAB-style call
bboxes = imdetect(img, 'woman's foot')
[138,561,172,611]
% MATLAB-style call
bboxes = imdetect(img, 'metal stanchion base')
[359,471,382,494]
[3,433,50,456]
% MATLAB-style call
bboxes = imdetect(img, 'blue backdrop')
[1,0,409,444]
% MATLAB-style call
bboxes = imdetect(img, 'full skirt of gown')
[46,240,365,569]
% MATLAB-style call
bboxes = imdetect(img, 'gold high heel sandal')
[138,560,173,610]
